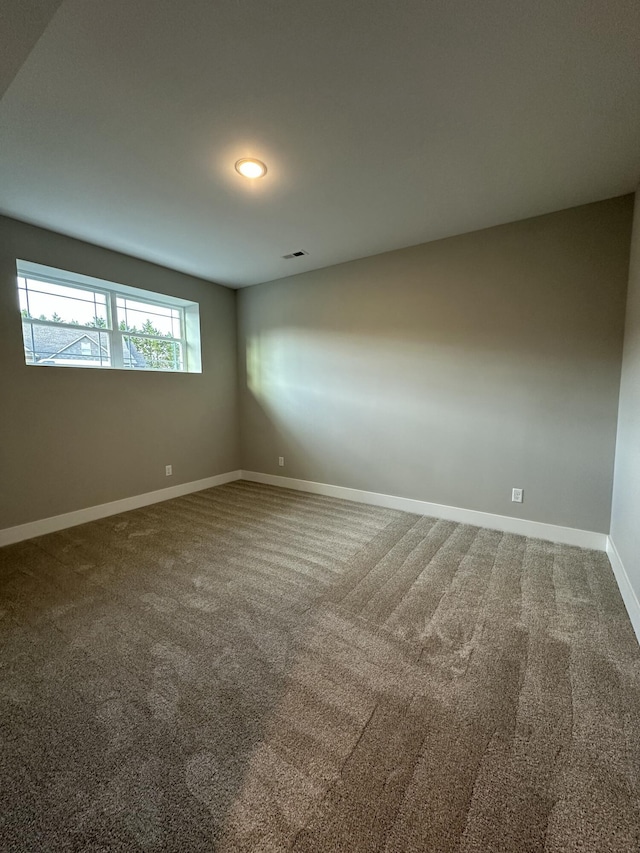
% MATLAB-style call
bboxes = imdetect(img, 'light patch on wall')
[242,322,594,511]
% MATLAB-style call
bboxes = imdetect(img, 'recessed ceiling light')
[235,158,267,179]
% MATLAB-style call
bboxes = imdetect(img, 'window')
[16,260,201,373]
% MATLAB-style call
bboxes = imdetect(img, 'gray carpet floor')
[1,480,639,852]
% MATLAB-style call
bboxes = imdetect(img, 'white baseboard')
[1,467,608,554]
[606,537,640,645]
[0,470,242,547]
[241,471,607,551]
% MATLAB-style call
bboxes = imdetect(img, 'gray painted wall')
[0,216,239,529]
[238,197,633,533]
[611,192,640,590]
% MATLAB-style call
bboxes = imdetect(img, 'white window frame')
[16,260,202,373]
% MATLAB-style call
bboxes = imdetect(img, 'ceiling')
[1,0,639,288]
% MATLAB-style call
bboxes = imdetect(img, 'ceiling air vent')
[282,250,309,259]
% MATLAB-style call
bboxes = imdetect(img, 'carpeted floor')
[1,480,639,852]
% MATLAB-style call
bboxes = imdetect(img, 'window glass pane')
[122,336,183,371]
[125,298,173,317]
[22,321,111,367]
[22,279,94,300]
[116,297,176,336]
[22,321,35,363]
[97,332,112,367]
[20,278,109,327]
[18,281,29,315]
